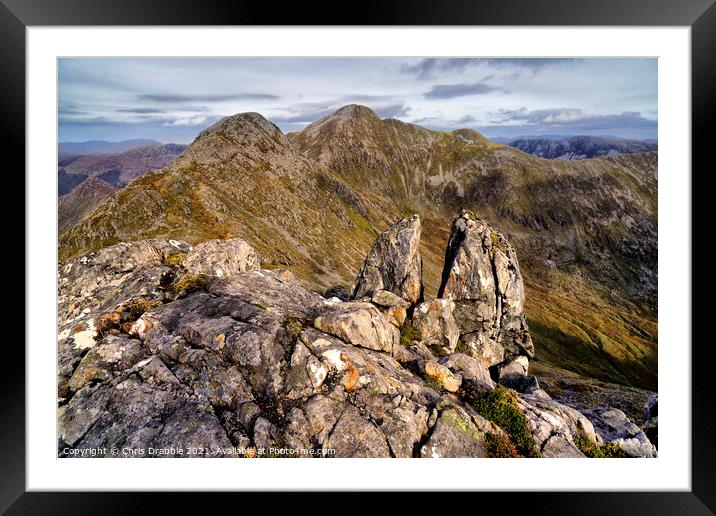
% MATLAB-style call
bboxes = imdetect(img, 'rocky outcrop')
[584,407,658,458]
[438,210,533,367]
[182,238,260,278]
[352,215,423,305]
[56,217,655,459]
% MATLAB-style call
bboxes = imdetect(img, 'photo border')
[4,0,714,513]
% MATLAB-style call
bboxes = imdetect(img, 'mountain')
[58,139,162,157]
[58,105,657,391]
[58,169,88,196]
[59,143,186,193]
[58,177,116,233]
[507,135,657,159]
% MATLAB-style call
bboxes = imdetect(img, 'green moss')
[125,298,163,319]
[441,408,481,441]
[424,376,444,393]
[285,318,303,337]
[399,323,422,348]
[172,273,210,296]
[163,252,186,267]
[468,386,539,457]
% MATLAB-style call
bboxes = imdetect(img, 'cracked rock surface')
[57,217,656,458]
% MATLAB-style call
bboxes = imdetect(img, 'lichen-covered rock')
[411,299,459,355]
[438,210,534,364]
[352,214,423,305]
[314,302,399,353]
[56,236,651,460]
[182,237,260,279]
[584,407,657,458]
[420,407,487,458]
[425,361,462,392]
[518,393,602,457]
[438,353,494,391]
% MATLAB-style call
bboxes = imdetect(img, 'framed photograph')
[6,0,713,512]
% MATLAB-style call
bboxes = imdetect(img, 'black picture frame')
[4,0,713,513]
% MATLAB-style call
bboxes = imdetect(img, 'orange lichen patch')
[342,362,360,392]
[214,333,226,349]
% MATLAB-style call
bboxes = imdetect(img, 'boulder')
[182,237,260,278]
[438,210,534,365]
[438,353,494,391]
[314,302,399,353]
[352,214,423,305]
[497,356,540,393]
[584,407,657,458]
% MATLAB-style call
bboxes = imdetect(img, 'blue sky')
[58,58,657,143]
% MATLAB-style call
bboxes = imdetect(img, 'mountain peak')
[329,104,380,120]
[196,112,282,142]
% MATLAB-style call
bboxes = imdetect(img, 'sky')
[58,58,657,143]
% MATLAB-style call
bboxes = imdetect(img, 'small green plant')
[424,376,444,393]
[285,318,303,337]
[163,252,186,267]
[172,273,209,296]
[468,386,539,457]
[399,323,422,348]
[574,421,629,458]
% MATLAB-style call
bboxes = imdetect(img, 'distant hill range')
[505,135,657,160]
[59,139,163,157]
[58,142,186,229]
[58,143,186,195]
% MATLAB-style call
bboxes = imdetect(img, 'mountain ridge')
[58,105,658,390]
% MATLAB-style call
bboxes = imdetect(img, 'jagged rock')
[438,353,494,391]
[182,237,260,278]
[438,210,534,365]
[352,215,423,305]
[425,361,462,392]
[420,407,487,458]
[584,407,657,458]
[411,299,459,355]
[253,417,279,450]
[57,236,651,460]
[67,335,148,392]
[518,393,602,457]
[57,239,192,400]
[314,302,398,353]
